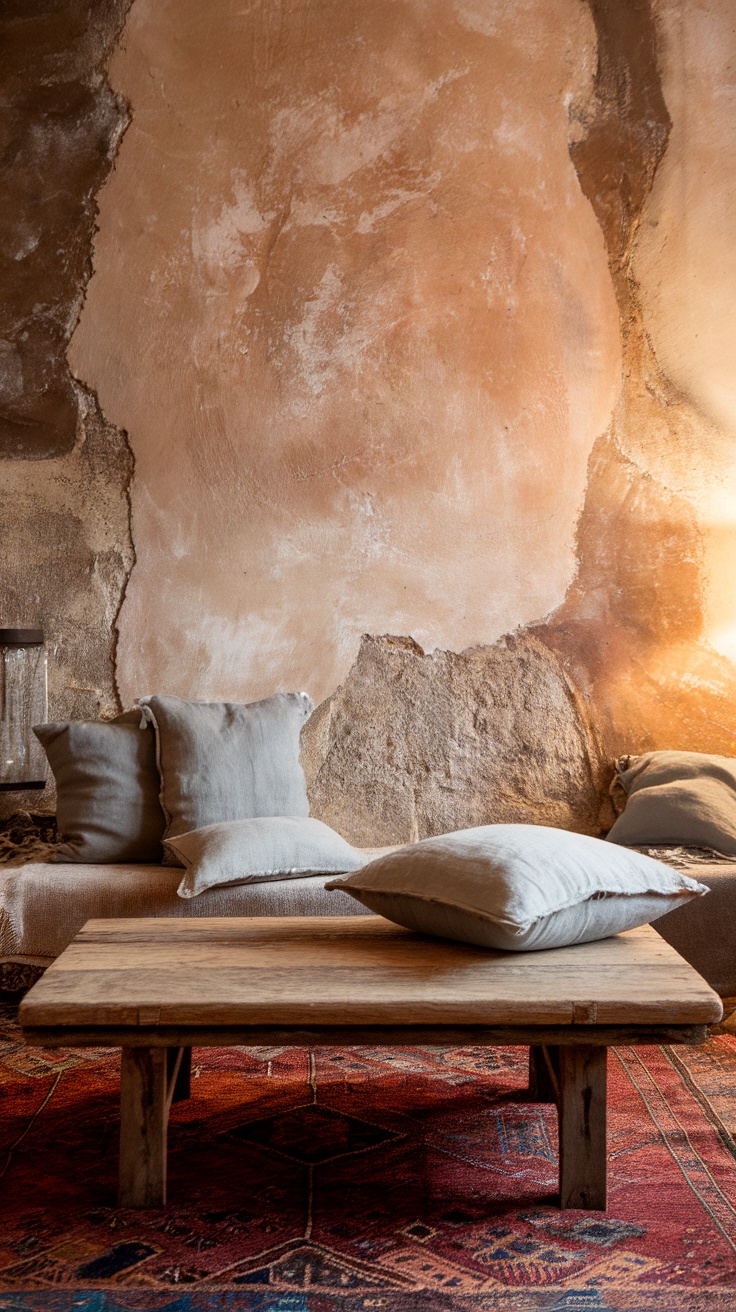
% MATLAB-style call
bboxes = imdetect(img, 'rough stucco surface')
[634,1,736,664]
[4,0,736,837]
[0,2,134,818]
[538,0,736,761]
[0,387,134,817]
[301,633,612,846]
[305,0,736,831]
[0,0,131,458]
[70,0,620,706]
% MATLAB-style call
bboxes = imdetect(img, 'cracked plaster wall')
[0,0,134,818]
[634,1,736,665]
[539,0,736,766]
[3,0,736,837]
[69,0,620,707]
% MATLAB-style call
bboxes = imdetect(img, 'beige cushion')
[327,824,707,951]
[167,816,369,898]
[606,751,736,855]
[139,692,313,840]
[33,711,165,863]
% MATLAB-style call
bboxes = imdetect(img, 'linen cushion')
[167,816,369,898]
[327,824,708,951]
[138,692,313,840]
[606,751,736,855]
[33,711,165,863]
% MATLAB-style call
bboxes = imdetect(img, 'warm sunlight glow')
[703,484,736,664]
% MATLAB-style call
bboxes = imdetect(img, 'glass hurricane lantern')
[0,629,47,791]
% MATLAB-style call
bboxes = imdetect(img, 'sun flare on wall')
[705,516,736,666]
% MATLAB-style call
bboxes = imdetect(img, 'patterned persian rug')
[2,1004,736,1310]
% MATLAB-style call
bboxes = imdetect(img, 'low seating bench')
[19,915,722,1212]
[4,855,736,998]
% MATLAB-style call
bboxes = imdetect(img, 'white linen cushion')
[167,817,370,898]
[327,824,708,951]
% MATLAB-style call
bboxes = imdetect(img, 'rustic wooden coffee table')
[20,915,722,1212]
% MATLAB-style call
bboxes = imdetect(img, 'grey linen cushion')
[33,711,165,863]
[138,692,313,840]
[606,751,736,855]
[327,824,708,951]
[167,816,369,898]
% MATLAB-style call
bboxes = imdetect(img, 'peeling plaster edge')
[66,0,135,357]
[64,92,132,393]
[66,6,138,714]
[558,0,674,599]
[58,0,728,733]
[568,0,722,441]
[110,424,136,714]
[567,0,736,667]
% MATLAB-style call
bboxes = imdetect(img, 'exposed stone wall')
[0,0,131,458]
[301,633,613,846]
[0,1,135,818]
[0,812,58,866]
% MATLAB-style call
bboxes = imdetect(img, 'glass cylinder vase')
[0,629,48,791]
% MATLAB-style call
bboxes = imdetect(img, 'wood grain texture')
[119,1048,168,1208]
[20,1023,711,1050]
[558,1046,607,1210]
[168,1046,191,1103]
[18,917,723,1031]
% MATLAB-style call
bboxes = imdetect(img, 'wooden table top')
[19,916,723,1034]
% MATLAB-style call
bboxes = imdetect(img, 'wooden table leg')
[119,1048,169,1207]
[558,1045,607,1210]
[529,1045,559,1102]
[168,1045,192,1102]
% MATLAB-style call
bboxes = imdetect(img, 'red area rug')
[2,1003,736,1310]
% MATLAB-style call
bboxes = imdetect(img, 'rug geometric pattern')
[2,1004,736,1310]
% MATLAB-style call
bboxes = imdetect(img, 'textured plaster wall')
[539,0,736,764]
[634,1,736,665]
[0,0,134,819]
[0,0,131,459]
[69,0,620,706]
[4,0,736,837]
